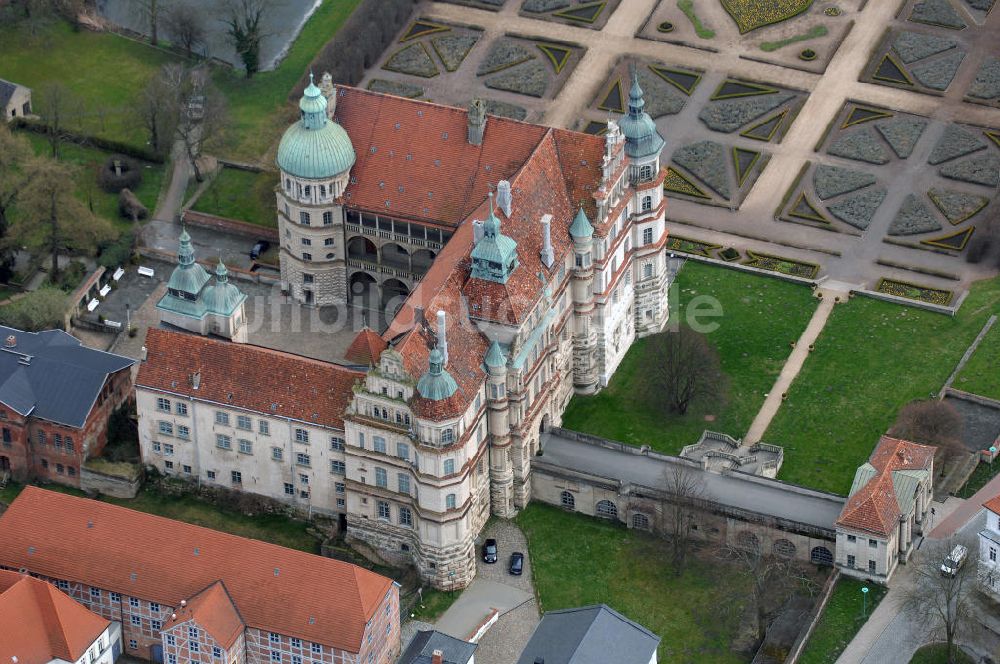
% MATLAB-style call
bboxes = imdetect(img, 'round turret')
[276,74,356,180]
[619,71,665,160]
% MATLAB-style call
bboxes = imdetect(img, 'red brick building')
[0,327,134,487]
[0,487,401,664]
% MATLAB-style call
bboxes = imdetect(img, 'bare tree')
[719,542,816,644]
[224,0,267,79]
[663,463,708,575]
[129,0,161,45]
[134,63,184,157]
[35,82,82,158]
[890,399,966,472]
[900,538,976,664]
[0,125,34,282]
[174,69,227,182]
[162,1,206,58]
[639,324,727,416]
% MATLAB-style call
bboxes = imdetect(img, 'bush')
[104,403,140,463]
[97,230,137,269]
[118,188,148,221]
[98,155,143,193]
[10,117,164,163]
[0,287,68,331]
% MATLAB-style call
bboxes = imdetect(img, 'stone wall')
[80,465,141,498]
[182,210,279,242]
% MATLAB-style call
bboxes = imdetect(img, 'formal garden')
[518,0,621,30]
[563,261,817,454]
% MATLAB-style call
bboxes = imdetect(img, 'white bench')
[99,284,111,297]
[104,320,122,330]
[87,298,99,312]
[137,266,155,278]
[112,267,125,282]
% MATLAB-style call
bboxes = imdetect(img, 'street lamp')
[861,586,870,617]
[990,446,997,471]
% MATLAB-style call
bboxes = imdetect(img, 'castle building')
[137,75,670,590]
[156,229,248,343]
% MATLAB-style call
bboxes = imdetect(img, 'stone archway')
[380,242,410,271]
[349,271,378,307]
[811,546,833,566]
[381,278,410,317]
[347,236,377,263]
[539,413,551,434]
[412,248,436,276]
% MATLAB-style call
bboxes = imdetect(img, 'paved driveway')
[435,520,540,664]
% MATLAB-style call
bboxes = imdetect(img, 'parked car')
[509,551,524,576]
[250,239,270,260]
[482,538,498,564]
[941,544,968,577]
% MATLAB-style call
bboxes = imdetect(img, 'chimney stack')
[140,346,147,361]
[431,650,444,664]
[497,180,512,217]
[473,220,485,244]
[191,372,201,390]
[540,214,554,268]
[468,99,486,146]
[437,310,448,365]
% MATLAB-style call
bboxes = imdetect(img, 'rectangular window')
[271,653,281,663]
[324,238,334,246]
[177,425,190,439]
[446,494,457,510]
[331,460,345,475]
[311,644,321,655]
[443,458,455,475]
[330,436,345,451]
[67,466,76,477]
[129,597,139,608]
[303,274,314,284]
[37,430,46,445]
[65,437,73,452]
[284,483,294,495]
[272,447,283,461]
[237,415,252,430]
[847,535,856,543]
[300,211,311,226]
[259,420,270,436]
[374,436,386,453]
[207,470,216,480]
[399,506,412,527]
[292,657,301,664]
[847,554,856,568]
[168,655,177,664]
[56,580,69,590]
[441,429,454,444]
[157,397,171,412]
[239,439,253,454]
[398,473,410,495]
[869,539,878,549]
[165,635,175,647]
[131,615,141,626]
[335,482,345,494]
[270,633,280,644]
[302,253,312,261]
[231,470,242,484]
[151,601,160,612]
[337,497,346,508]
[176,402,188,416]
[216,434,231,450]
[301,238,312,246]
[375,467,387,488]
[54,433,62,448]
[191,643,200,654]
[868,560,876,573]
[299,473,309,485]
[129,640,137,650]
[151,619,162,631]
[164,460,173,469]
[377,501,390,520]
[396,442,409,461]
[215,411,230,425]
[90,587,101,599]
[213,647,223,659]
[182,465,192,474]
[295,428,309,444]
[290,638,301,649]
[296,452,311,467]
[642,227,653,245]
[110,592,121,602]
[991,548,997,562]
[163,444,173,456]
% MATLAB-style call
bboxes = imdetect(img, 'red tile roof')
[0,487,396,652]
[0,568,110,664]
[345,327,388,366]
[984,494,1000,515]
[137,328,363,430]
[165,581,244,650]
[836,436,935,537]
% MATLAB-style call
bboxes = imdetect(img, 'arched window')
[773,539,796,559]
[810,546,833,566]
[320,184,327,198]
[736,531,760,553]
[632,513,650,530]
[596,500,618,519]
[560,491,575,510]
[642,196,652,212]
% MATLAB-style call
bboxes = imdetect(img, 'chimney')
[540,214,554,268]
[140,346,147,361]
[497,180,512,217]
[473,220,485,244]
[180,599,187,607]
[191,372,201,390]
[437,310,448,365]
[431,650,444,664]
[468,99,486,146]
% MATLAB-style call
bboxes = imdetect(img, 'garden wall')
[181,210,279,241]
[80,466,141,499]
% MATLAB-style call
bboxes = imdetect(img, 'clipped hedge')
[11,118,164,163]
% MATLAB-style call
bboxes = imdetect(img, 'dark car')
[482,538,498,564]
[250,239,270,260]
[508,551,524,576]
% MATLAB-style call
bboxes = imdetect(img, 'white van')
[940,544,968,577]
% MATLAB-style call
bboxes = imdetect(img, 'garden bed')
[876,277,953,305]
[742,250,819,279]
[666,234,722,257]
[887,194,942,236]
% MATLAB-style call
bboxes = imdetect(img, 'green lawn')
[212,0,364,161]
[767,276,1000,495]
[0,20,179,150]
[517,503,748,663]
[411,588,461,622]
[23,132,165,233]
[909,643,975,664]
[957,462,1000,499]
[562,261,817,455]
[954,324,1000,400]
[0,481,319,553]
[798,577,887,664]
[191,167,277,227]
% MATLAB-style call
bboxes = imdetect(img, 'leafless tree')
[35,81,83,158]
[224,0,268,79]
[129,0,161,45]
[162,1,206,58]
[890,399,966,472]
[0,125,34,281]
[174,68,227,182]
[4,0,85,35]
[663,463,708,575]
[900,538,977,664]
[719,541,817,644]
[134,63,184,157]
[639,324,727,416]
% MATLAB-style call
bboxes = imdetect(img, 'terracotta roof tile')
[0,487,395,652]
[0,568,110,664]
[984,494,1000,515]
[165,581,243,650]
[836,436,935,537]
[345,327,388,366]
[137,328,363,430]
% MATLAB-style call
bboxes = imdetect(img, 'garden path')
[743,287,844,444]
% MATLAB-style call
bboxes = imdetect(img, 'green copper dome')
[166,229,210,297]
[276,75,356,180]
[201,260,246,315]
[416,348,459,401]
[569,206,594,238]
[471,199,519,284]
[619,70,665,160]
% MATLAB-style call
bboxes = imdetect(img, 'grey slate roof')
[398,630,477,664]
[516,605,660,664]
[0,326,134,428]
[0,79,16,108]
